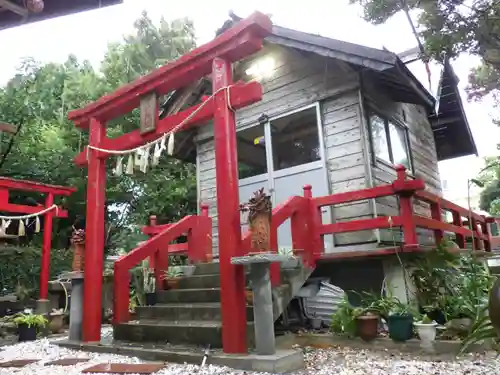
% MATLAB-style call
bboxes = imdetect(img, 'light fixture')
[245,57,275,79]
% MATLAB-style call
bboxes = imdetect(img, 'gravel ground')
[0,331,499,374]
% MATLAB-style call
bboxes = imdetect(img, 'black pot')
[145,292,156,306]
[18,324,37,342]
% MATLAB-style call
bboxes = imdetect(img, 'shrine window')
[368,111,413,173]
[237,123,267,179]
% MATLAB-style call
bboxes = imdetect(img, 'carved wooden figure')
[71,228,86,272]
[241,188,272,254]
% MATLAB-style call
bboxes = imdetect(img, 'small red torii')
[0,177,76,301]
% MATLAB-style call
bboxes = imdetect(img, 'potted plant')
[414,314,438,349]
[48,308,64,334]
[387,301,414,342]
[163,266,183,290]
[13,310,47,342]
[355,308,380,342]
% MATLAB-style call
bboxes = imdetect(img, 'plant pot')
[245,290,253,305]
[356,314,380,341]
[18,324,37,342]
[145,292,156,306]
[414,322,438,349]
[166,278,181,290]
[419,306,446,325]
[387,314,414,342]
[48,314,64,334]
[181,265,196,277]
[311,318,322,330]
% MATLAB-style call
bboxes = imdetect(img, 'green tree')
[349,1,500,107]
[0,11,198,252]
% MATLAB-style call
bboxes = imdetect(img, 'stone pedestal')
[231,254,294,355]
[35,298,51,337]
[61,271,85,342]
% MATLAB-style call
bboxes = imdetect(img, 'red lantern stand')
[0,177,75,311]
[69,12,272,353]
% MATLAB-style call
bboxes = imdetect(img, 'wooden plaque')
[140,92,158,134]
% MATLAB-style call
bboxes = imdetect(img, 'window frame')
[367,108,414,174]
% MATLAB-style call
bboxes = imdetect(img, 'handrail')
[113,212,212,323]
[308,164,492,252]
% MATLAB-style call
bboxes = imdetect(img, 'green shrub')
[0,245,72,295]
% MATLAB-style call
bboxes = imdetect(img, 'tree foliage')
[349,0,500,213]
[0,11,198,252]
[349,0,500,102]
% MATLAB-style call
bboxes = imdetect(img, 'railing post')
[148,215,157,270]
[471,217,482,250]
[430,201,444,247]
[113,265,130,324]
[452,212,466,248]
[303,185,321,266]
[201,203,213,262]
[484,216,493,252]
[395,165,418,248]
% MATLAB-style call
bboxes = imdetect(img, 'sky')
[0,0,498,201]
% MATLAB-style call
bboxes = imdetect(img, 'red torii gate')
[69,12,272,352]
[0,177,75,300]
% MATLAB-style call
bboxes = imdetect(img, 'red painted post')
[303,185,321,265]
[395,165,418,248]
[430,201,443,247]
[39,193,54,300]
[452,211,466,248]
[112,265,130,323]
[483,216,493,252]
[200,203,213,262]
[83,117,107,343]
[148,215,157,270]
[471,217,482,250]
[211,57,247,354]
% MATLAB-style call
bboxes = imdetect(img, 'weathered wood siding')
[196,44,376,254]
[361,80,442,244]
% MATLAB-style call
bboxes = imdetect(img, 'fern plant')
[13,313,47,328]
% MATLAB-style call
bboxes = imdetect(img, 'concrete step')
[156,288,221,304]
[177,274,221,289]
[113,320,255,348]
[136,302,254,321]
[178,268,301,290]
[193,262,220,275]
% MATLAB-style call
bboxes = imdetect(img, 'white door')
[237,104,333,250]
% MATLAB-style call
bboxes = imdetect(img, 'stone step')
[177,274,221,289]
[136,302,254,321]
[113,320,254,347]
[193,262,220,276]
[156,288,221,304]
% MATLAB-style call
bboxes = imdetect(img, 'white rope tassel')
[167,132,175,156]
[126,154,134,175]
[18,220,25,237]
[35,216,41,233]
[140,146,151,173]
[134,150,142,167]
[114,156,124,176]
[152,142,161,167]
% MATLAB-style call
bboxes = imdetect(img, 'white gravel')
[0,331,499,374]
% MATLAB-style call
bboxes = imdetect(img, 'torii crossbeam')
[69,12,272,352]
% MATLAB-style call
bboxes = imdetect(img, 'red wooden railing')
[309,165,493,254]
[113,207,211,323]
